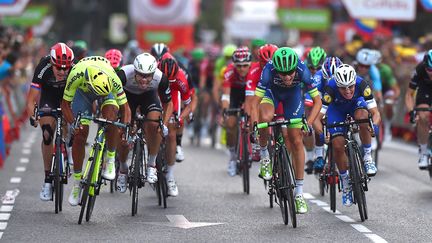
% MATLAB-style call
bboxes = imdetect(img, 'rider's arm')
[221,67,232,111]
[405,68,419,111]
[158,74,173,126]
[119,102,131,125]
[62,64,84,124]
[359,79,381,125]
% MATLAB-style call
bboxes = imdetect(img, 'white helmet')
[335,64,356,87]
[356,48,380,65]
[134,53,157,74]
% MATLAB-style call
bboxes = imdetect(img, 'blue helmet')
[322,56,343,80]
[424,49,432,68]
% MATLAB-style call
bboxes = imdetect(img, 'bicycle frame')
[83,126,106,196]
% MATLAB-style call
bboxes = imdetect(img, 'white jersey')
[120,64,164,95]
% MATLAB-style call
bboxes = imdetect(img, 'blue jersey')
[321,76,376,115]
[312,70,327,95]
[255,60,318,98]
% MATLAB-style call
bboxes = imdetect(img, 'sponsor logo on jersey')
[363,86,372,97]
[323,93,332,103]
[37,62,52,79]
[67,71,84,90]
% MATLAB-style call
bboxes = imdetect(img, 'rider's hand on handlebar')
[29,115,38,128]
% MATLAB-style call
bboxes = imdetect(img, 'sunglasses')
[338,84,355,90]
[235,64,250,68]
[53,65,69,71]
[277,69,296,76]
[135,72,154,80]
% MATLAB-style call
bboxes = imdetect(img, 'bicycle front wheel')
[348,143,367,222]
[131,140,143,216]
[281,146,297,228]
[275,149,289,225]
[241,132,250,194]
[53,150,61,214]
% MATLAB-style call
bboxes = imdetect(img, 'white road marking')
[16,167,26,172]
[0,222,7,230]
[20,158,29,164]
[309,199,328,206]
[365,233,389,243]
[23,143,32,148]
[1,190,19,204]
[335,215,355,223]
[321,206,341,214]
[0,232,3,239]
[351,224,372,233]
[22,149,31,154]
[0,213,10,221]
[303,192,315,199]
[10,177,21,184]
[143,215,224,229]
[0,206,13,212]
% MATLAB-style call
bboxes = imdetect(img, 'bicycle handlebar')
[410,107,432,124]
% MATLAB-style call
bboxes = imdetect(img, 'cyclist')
[123,40,142,65]
[255,47,322,214]
[158,57,193,196]
[27,42,74,201]
[314,64,380,206]
[221,46,257,176]
[246,44,278,161]
[405,49,432,169]
[303,46,327,174]
[61,56,131,205]
[115,53,172,192]
[105,49,123,71]
[355,48,383,105]
[312,56,343,173]
[250,38,266,62]
[151,43,170,61]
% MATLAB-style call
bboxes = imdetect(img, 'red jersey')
[223,62,259,89]
[170,68,192,113]
[245,62,262,96]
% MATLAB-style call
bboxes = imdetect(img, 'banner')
[129,0,199,25]
[278,8,330,31]
[342,0,416,21]
[136,24,194,51]
[2,5,49,27]
[0,0,30,16]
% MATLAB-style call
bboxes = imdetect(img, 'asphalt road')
[0,125,432,243]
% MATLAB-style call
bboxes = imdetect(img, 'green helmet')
[272,47,298,72]
[251,38,266,48]
[307,46,326,68]
[191,48,205,61]
[74,40,88,50]
[223,44,237,57]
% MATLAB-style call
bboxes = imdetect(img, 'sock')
[148,154,157,167]
[167,165,175,180]
[176,134,182,146]
[295,179,304,196]
[306,149,314,162]
[420,144,428,155]
[106,150,115,163]
[260,146,269,159]
[363,144,372,156]
[315,146,324,158]
[340,170,349,189]
[73,171,82,183]
[44,170,51,183]
[228,147,236,160]
[120,162,128,173]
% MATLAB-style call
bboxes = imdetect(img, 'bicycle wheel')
[131,141,142,216]
[348,143,366,222]
[78,149,98,224]
[53,149,61,214]
[242,131,250,194]
[156,147,168,208]
[275,148,288,225]
[319,175,325,197]
[268,183,274,208]
[330,179,336,212]
[281,146,297,228]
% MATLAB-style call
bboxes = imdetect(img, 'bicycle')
[33,106,70,214]
[225,108,252,194]
[129,114,161,216]
[410,107,432,178]
[324,114,374,222]
[74,113,128,224]
[256,117,308,228]
[155,132,168,208]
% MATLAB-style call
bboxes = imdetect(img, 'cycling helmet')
[134,53,157,74]
[356,48,376,66]
[322,56,343,80]
[258,44,278,63]
[50,42,74,68]
[158,58,179,80]
[74,40,87,50]
[424,49,432,68]
[307,46,327,69]
[232,46,252,64]
[223,44,237,57]
[150,43,169,60]
[251,38,266,48]
[272,47,298,73]
[85,65,112,96]
[335,64,356,88]
[191,48,205,61]
[104,49,123,69]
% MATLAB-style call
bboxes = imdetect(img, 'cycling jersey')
[117,64,171,104]
[223,63,250,109]
[256,61,318,124]
[31,56,67,115]
[171,68,192,114]
[377,63,396,93]
[410,62,432,105]
[321,76,377,136]
[245,62,262,96]
[63,56,127,106]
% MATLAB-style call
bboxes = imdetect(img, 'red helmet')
[50,42,74,68]
[258,44,278,64]
[105,49,123,69]
[158,58,179,80]
[232,46,252,64]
